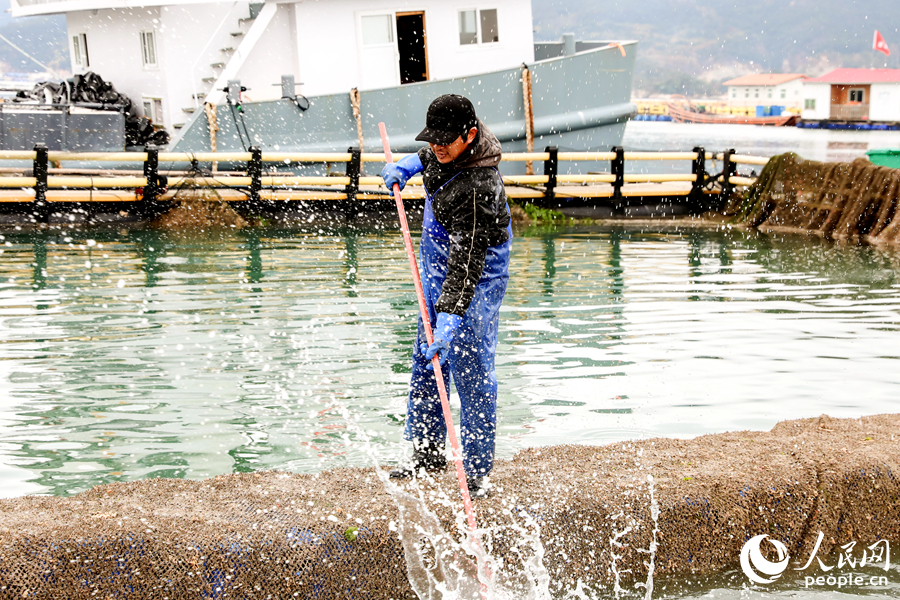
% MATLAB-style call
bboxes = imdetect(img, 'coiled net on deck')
[1,414,900,599]
[727,152,900,244]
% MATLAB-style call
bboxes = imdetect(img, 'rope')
[522,65,535,176]
[205,103,219,173]
[229,103,248,152]
[350,88,365,154]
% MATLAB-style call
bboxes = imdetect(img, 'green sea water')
[1,220,899,597]
[1,222,898,498]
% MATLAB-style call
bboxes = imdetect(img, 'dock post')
[33,144,49,224]
[248,146,263,209]
[612,146,625,208]
[543,145,558,206]
[140,145,159,220]
[721,149,736,206]
[344,147,361,217]
[690,146,706,213]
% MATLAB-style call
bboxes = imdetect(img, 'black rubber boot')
[389,442,447,479]
[466,474,489,498]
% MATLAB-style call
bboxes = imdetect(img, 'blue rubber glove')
[382,153,424,192]
[420,312,462,370]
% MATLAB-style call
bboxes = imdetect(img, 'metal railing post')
[543,145,558,205]
[721,148,736,205]
[612,146,625,207]
[690,146,706,213]
[248,145,262,208]
[33,144,49,223]
[344,146,361,206]
[140,145,159,219]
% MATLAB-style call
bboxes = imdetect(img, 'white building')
[801,68,900,122]
[723,74,807,109]
[11,0,535,131]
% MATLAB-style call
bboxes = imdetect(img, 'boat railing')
[0,145,767,217]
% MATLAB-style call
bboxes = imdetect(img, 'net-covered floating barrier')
[151,179,248,230]
[728,152,900,244]
[0,148,763,224]
[1,414,898,598]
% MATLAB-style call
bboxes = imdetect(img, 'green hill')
[0,0,67,77]
[531,0,900,96]
[0,17,69,76]
[0,0,898,95]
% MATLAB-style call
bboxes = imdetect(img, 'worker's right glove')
[382,153,424,192]
[420,312,462,370]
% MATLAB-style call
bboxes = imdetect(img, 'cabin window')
[849,89,865,103]
[140,31,158,68]
[361,15,394,45]
[480,9,498,43]
[767,89,772,99]
[459,10,477,44]
[805,99,816,110]
[458,8,499,45]
[72,33,89,69]
[143,97,164,126]
[781,89,786,99]
[731,90,736,98]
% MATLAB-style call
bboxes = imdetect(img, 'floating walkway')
[1,414,897,598]
[0,146,767,222]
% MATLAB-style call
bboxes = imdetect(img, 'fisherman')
[381,94,512,498]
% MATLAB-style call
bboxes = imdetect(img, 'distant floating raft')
[729,152,900,244]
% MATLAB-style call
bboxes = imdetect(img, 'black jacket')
[417,122,510,317]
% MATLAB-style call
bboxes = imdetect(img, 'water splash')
[635,474,659,600]
[608,512,634,598]
[334,400,551,600]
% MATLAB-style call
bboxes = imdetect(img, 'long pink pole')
[377,122,479,532]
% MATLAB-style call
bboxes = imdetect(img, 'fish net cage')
[726,152,900,244]
[2,415,900,599]
[152,175,249,230]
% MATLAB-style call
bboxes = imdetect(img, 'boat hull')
[667,104,797,126]
[171,43,638,173]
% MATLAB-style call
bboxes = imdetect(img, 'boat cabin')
[801,68,900,122]
[9,0,535,131]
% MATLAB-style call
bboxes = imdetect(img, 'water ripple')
[0,227,898,497]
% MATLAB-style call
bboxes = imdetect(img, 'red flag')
[874,30,891,56]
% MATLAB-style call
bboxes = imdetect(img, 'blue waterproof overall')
[404,172,512,476]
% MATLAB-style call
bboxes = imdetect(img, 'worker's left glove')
[382,153,424,192]
[420,312,462,370]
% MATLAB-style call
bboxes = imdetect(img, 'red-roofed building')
[724,74,807,109]
[802,68,900,122]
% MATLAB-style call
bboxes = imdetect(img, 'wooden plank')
[623,174,696,183]
[47,177,148,188]
[0,151,37,160]
[159,152,252,163]
[0,177,37,188]
[48,152,148,162]
[730,154,770,166]
[624,152,698,161]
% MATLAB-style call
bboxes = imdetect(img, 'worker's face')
[430,127,478,163]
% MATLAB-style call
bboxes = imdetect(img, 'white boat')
[9,0,637,158]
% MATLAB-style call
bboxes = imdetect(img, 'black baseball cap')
[415,94,478,145]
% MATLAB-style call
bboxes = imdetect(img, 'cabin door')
[358,13,400,90]
[396,12,428,84]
